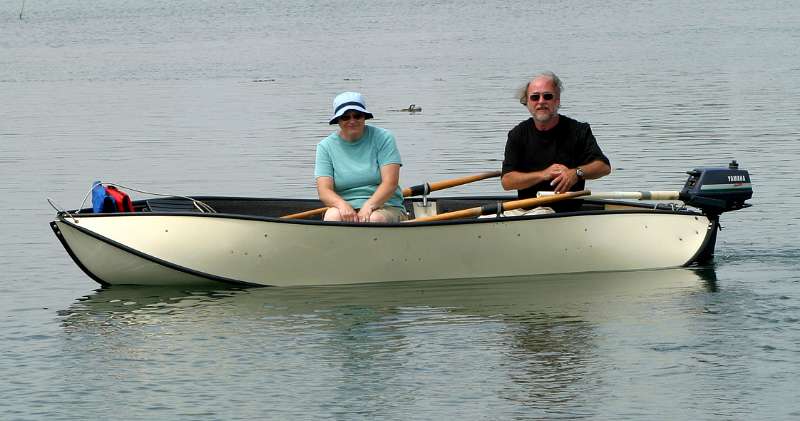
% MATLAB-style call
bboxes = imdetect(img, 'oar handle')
[538,190,680,201]
[281,207,328,220]
[403,170,501,196]
[407,190,590,223]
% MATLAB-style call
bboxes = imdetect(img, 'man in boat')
[314,91,408,223]
[501,71,611,212]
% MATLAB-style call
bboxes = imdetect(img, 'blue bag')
[91,181,117,213]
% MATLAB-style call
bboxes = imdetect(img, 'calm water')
[2,0,800,419]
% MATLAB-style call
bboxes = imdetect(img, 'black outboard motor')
[679,160,753,216]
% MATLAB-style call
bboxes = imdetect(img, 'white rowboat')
[50,163,752,287]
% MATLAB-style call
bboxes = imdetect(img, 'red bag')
[105,185,134,212]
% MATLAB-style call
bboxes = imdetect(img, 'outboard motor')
[679,160,753,216]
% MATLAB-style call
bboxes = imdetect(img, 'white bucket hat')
[329,91,374,124]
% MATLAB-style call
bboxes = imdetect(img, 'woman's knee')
[368,211,389,223]
[323,208,342,221]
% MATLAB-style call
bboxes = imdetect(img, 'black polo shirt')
[502,115,610,201]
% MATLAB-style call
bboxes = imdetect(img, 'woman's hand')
[336,203,359,222]
[318,176,359,222]
[357,203,376,222]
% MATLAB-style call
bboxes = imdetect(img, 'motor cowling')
[679,160,753,215]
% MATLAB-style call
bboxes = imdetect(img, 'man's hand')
[548,164,578,193]
[543,163,569,182]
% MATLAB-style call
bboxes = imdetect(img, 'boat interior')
[58,164,749,223]
[120,195,684,222]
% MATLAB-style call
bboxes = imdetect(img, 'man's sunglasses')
[339,113,365,122]
[529,93,555,102]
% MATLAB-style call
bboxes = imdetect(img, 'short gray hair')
[518,71,564,105]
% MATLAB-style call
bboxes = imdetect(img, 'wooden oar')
[406,190,590,223]
[280,204,334,220]
[405,170,501,197]
[537,191,680,201]
[281,170,502,219]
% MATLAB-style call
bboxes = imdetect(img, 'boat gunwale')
[54,196,707,228]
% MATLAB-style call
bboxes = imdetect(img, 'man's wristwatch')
[576,167,586,180]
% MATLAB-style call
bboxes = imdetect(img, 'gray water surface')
[2,0,799,419]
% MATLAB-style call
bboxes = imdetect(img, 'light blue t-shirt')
[314,125,404,209]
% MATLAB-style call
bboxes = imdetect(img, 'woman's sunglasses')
[529,93,555,102]
[339,112,365,122]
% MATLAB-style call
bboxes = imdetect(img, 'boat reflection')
[60,267,719,333]
[58,267,719,412]
[694,265,719,292]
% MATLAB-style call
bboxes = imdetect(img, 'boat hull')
[52,210,716,287]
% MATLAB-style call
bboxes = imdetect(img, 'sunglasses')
[529,93,555,102]
[339,112,365,122]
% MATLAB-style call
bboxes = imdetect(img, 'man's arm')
[502,164,569,191]
[578,160,611,180]
[550,160,611,193]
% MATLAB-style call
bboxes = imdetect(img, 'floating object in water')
[402,104,422,113]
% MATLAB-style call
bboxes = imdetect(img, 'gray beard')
[533,110,558,124]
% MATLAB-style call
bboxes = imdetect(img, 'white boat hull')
[52,211,715,287]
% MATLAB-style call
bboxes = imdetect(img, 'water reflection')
[60,267,719,329]
[54,268,724,415]
[694,265,719,292]
[59,287,248,333]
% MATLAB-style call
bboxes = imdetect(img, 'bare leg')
[323,207,342,221]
